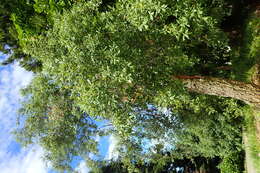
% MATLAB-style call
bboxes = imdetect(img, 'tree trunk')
[174,76,260,109]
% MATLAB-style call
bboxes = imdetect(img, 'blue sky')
[0,53,117,173]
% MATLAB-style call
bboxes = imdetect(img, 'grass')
[244,108,260,173]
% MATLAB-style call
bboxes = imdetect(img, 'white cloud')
[0,60,48,172]
[105,135,119,160]
[75,161,90,173]
[0,62,33,154]
[0,146,48,173]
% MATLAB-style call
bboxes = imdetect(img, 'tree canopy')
[1,0,258,172]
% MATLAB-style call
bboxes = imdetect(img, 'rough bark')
[252,64,260,86]
[174,76,260,109]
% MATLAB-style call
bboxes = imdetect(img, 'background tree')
[16,74,105,171]
[89,157,221,173]
[0,0,88,71]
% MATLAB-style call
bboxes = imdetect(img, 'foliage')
[22,0,233,135]
[0,0,19,52]
[0,0,85,71]
[112,96,244,172]
[12,0,249,172]
[90,157,221,173]
[15,74,105,171]
[89,161,128,173]
[232,8,260,82]
[217,151,244,173]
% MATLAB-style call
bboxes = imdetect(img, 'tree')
[16,74,104,171]
[0,0,44,72]
[0,0,86,71]
[90,157,221,173]
[14,0,253,172]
